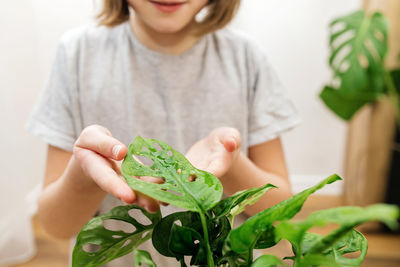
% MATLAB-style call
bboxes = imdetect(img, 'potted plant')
[319,9,400,212]
[320,10,399,122]
[71,136,399,266]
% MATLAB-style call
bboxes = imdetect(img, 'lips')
[150,1,186,13]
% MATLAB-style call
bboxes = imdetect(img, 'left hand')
[185,127,241,178]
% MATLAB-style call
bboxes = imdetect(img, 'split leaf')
[72,205,161,267]
[121,136,223,212]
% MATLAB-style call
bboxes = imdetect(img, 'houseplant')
[71,136,399,266]
[320,10,399,122]
[320,9,400,224]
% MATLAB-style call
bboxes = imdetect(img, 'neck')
[130,16,200,55]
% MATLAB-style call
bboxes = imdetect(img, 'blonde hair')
[97,0,241,35]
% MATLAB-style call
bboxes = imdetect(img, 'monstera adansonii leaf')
[72,205,161,267]
[121,136,223,213]
[320,10,389,120]
[275,204,399,267]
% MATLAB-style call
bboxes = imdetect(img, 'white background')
[231,0,361,193]
[0,0,361,263]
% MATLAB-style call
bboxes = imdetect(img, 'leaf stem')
[199,212,214,266]
[135,230,153,249]
[230,215,235,228]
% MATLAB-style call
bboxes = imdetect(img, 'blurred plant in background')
[320,10,400,123]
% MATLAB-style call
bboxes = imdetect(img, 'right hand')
[73,125,160,212]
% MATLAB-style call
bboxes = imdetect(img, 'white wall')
[0,1,98,199]
[0,0,362,209]
[231,0,362,194]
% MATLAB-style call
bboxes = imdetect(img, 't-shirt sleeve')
[25,40,78,152]
[248,47,301,147]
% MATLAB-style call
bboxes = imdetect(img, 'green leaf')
[251,254,282,267]
[169,224,208,266]
[212,183,276,219]
[219,248,251,267]
[209,216,231,256]
[227,174,342,254]
[169,224,204,256]
[275,204,398,255]
[121,136,223,212]
[300,230,367,267]
[321,10,390,120]
[254,227,279,249]
[300,232,323,253]
[72,205,161,267]
[152,211,200,258]
[319,86,374,120]
[134,249,156,267]
[276,204,399,267]
[329,11,388,92]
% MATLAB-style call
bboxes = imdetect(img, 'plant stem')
[230,215,235,228]
[135,230,152,249]
[199,212,214,266]
[384,69,400,126]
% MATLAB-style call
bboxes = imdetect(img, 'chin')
[153,25,185,34]
[149,20,189,34]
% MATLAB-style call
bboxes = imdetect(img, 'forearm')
[220,152,292,216]
[38,156,107,239]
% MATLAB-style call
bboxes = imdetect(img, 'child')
[26,0,300,266]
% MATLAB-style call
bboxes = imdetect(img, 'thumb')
[213,127,241,153]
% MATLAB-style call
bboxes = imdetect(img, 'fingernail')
[112,145,123,158]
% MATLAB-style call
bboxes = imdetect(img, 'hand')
[185,127,241,178]
[72,125,160,212]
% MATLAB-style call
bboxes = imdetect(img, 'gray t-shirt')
[26,21,300,266]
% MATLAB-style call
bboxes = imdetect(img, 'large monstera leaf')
[121,136,223,212]
[320,10,389,120]
[72,205,161,267]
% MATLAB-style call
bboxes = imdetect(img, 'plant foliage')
[73,137,399,266]
[320,10,400,121]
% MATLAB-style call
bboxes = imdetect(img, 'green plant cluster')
[72,137,399,267]
[320,10,400,122]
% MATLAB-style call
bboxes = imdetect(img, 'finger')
[223,137,237,153]
[135,192,160,213]
[75,125,127,160]
[74,147,135,203]
[137,176,165,210]
[138,176,168,206]
[213,127,242,152]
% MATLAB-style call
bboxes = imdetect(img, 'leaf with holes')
[296,230,366,267]
[72,136,400,267]
[72,205,161,267]
[169,224,206,265]
[152,211,201,259]
[329,10,388,93]
[275,204,399,266]
[320,10,389,120]
[121,136,223,212]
